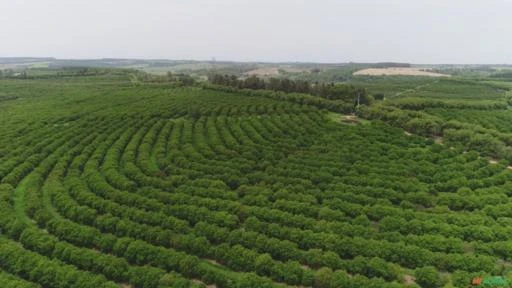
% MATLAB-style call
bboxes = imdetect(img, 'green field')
[3,67,512,288]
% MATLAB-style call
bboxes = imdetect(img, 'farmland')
[2,66,512,288]
[353,68,450,77]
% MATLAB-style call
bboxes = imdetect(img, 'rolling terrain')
[2,67,512,287]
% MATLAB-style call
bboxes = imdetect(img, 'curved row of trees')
[3,75,512,287]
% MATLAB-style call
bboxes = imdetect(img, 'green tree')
[314,267,333,288]
[415,266,441,288]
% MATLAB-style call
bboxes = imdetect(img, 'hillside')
[1,69,512,288]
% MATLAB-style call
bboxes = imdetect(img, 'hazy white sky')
[1,0,511,64]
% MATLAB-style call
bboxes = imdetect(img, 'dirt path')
[403,274,416,285]
[206,259,221,266]
[393,80,439,98]
[488,159,512,169]
[192,279,217,288]
[341,115,358,124]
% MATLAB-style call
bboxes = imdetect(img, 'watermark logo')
[472,276,509,287]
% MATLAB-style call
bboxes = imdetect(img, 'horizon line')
[1,56,512,66]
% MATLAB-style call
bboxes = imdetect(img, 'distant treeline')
[143,71,195,85]
[372,62,411,68]
[208,74,371,105]
[0,67,137,80]
[0,57,55,64]
[491,71,512,79]
[0,68,196,86]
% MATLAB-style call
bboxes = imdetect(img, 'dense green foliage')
[207,74,371,112]
[359,78,512,163]
[2,70,512,287]
[209,74,366,99]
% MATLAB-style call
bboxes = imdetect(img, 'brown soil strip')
[353,68,450,77]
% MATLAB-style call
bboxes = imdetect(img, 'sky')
[1,0,512,64]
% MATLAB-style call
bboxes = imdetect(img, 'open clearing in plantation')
[245,67,280,76]
[245,67,307,76]
[353,67,451,77]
